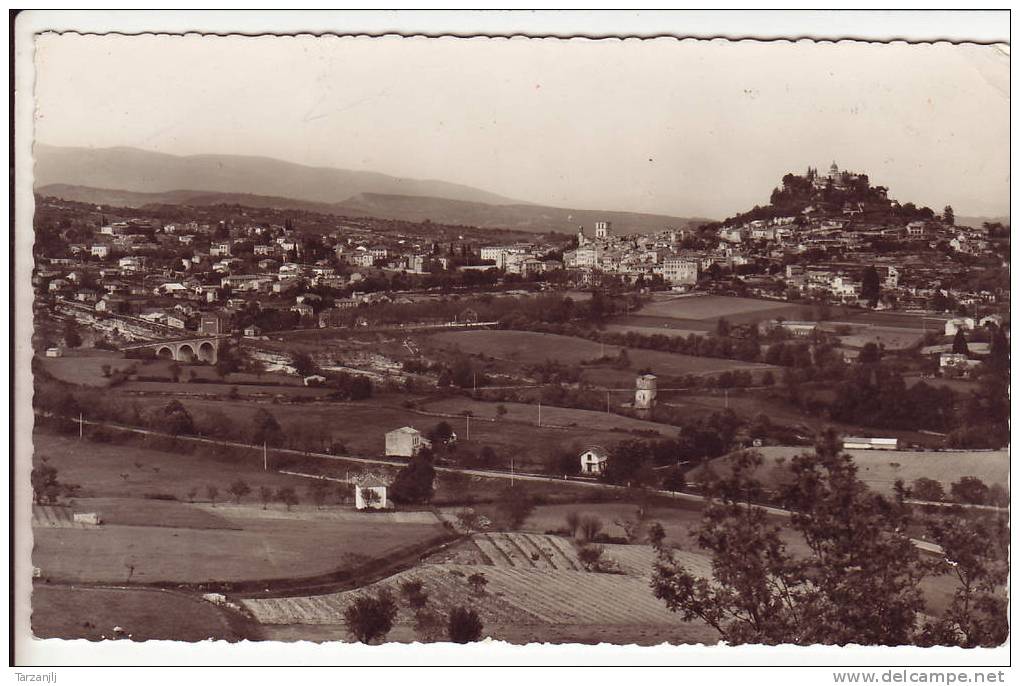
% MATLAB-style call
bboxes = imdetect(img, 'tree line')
[650,431,1007,647]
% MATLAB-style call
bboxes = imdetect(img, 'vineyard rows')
[601,544,713,580]
[469,533,584,571]
[241,533,715,628]
[444,564,686,625]
[242,564,540,626]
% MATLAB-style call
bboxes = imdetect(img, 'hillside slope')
[334,192,708,234]
[36,184,709,235]
[33,144,518,206]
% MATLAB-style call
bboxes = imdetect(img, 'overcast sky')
[34,34,1009,219]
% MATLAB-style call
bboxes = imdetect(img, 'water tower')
[634,373,657,418]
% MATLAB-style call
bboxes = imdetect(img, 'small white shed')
[355,475,390,510]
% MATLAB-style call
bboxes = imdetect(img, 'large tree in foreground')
[343,590,398,644]
[650,431,928,645]
[920,512,1009,647]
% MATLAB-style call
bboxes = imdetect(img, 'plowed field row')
[32,506,95,529]
[242,565,540,626]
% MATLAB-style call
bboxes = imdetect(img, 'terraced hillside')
[240,533,716,640]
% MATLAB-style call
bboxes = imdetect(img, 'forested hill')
[720,167,947,228]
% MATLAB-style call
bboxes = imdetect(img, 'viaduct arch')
[135,337,223,364]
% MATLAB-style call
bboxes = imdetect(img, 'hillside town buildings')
[31,162,1007,348]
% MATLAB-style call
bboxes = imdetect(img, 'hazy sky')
[34,34,1009,218]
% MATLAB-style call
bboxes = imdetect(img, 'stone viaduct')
[122,336,227,364]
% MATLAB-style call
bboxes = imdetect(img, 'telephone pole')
[263,441,268,471]
[78,412,84,440]
[538,400,542,427]
[466,414,471,440]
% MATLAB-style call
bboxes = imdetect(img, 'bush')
[227,478,252,504]
[399,580,429,611]
[564,511,581,538]
[987,484,1010,508]
[577,514,603,542]
[143,493,178,501]
[950,476,990,505]
[276,486,300,511]
[413,608,445,642]
[911,477,945,502]
[467,572,488,596]
[577,544,606,571]
[447,606,484,643]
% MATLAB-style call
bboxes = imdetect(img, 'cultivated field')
[602,321,711,338]
[750,446,1010,495]
[428,329,776,379]
[32,431,448,585]
[33,504,100,529]
[118,380,332,398]
[32,510,445,585]
[512,502,703,546]
[841,310,950,330]
[38,348,129,387]
[34,432,314,500]
[240,532,718,644]
[427,531,713,580]
[32,584,248,642]
[418,397,676,436]
[837,326,926,351]
[625,296,950,335]
[659,391,948,448]
[118,395,676,472]
[39,347,313,392]
[634,295,806,325]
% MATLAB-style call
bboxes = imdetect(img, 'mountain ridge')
[36,183,712,235]
[33,144,521,207]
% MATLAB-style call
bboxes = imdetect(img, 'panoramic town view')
[25,33,1008,650]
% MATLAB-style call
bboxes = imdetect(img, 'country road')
[43,411,788,513]
[37,412,945,554]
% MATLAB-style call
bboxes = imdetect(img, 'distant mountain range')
[956,216,1010,229]
[34,144,518,206]
[34,145,709,234]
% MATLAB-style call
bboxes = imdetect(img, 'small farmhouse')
[354,475,390,510]
[385,426,431,457]
[579,446,609,476]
